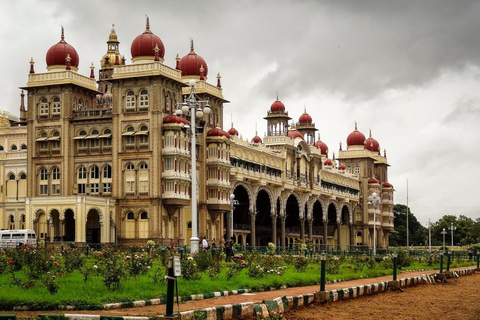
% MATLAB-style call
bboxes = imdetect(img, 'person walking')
[202,236,209,250]
[225,236,234,262]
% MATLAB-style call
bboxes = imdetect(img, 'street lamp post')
[177,79,210,254]
[229,194,235,240]
[441,228,447,251]
[370,191,380,255]
[428,219,431,252]
[449,223,456,248]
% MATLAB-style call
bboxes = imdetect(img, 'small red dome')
[365,131,380,152]
[228,127,239,136]
[163,115,189,125]
[46,28,79,69]
[368,178,380,184]
[382,182,393,188]
[314,140,328,155]
[252,135,262,143]
[207,128,230,139]
[338,164,346,170]
[324,159,333,166]
[346,123,366,146]
[270,99,286,112]
[299,112,312,124]
[287,129,304,140]
[131,18,165,61]
[179,40,208,78]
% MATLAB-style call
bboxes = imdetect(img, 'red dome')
[207,128,230,139]
[228,127,239,136]
[46,28,79,69]
[382,182,393,188]
[365,131,380,152]
[314,140,328,155]
[338,164,346,170]
[270,99,286,112]
[346,123,366,146]
[131,18,165,61]
[163,114,189,125]
[324,159,333,166]
[368,178,380,184]
[287,129,304,140]
[178,40,208,78]
[252,135,262,143]
[299,112,312,124]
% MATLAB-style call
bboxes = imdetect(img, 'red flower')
[7,260,14,264]
[265,260,269,264]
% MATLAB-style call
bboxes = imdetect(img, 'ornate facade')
[0,18,394,249]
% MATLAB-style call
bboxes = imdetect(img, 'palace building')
[0,18,394,249]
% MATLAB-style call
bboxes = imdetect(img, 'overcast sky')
[1,0,479,227]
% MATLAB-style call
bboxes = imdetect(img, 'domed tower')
[131,16,165,64]
[46,27,79,72]
[365,130,380,154]
[178,40,208,80]
[314,134,328,157]
[346,122,366,149]
[99,24,125,80]
[264,95,291,136]
[296,107,317,145]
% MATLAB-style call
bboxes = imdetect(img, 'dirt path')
[286,271,480,320]
[2,266,477,319]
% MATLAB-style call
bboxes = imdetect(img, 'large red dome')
[252,135,262,143]
[178,40,208,78]
[131,17,165,61]
[314,140,328,155]
[299,112,312,124]
[163,114,189,125]
[207,128,230,139]
[270,99,286,112]
[228,127,239,136]
[46,28,79,70]
[346,123,366,146]
[287,129,304,140]
[365,130,380,152]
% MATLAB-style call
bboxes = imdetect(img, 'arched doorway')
[35,211,47,240]
[312,200,323,246]
[285,195,300,247]
[86,209,101,244]
[50,210,61,241]
[255,189,272,246]
[327,203,337,247]
[64,209,75,242]
[231,185,250,237]
[340,205,350,250]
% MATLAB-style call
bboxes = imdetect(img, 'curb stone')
[14,268,477,320]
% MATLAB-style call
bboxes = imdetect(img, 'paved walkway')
[4,265,476,318]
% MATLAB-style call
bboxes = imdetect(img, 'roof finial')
[61,26,65,41]
[384,149,387,158]
[276,92,279,100]
[175,53,180,70]
[354,121,357,130]
[231,114,233,128]
[190,38,195,53]
[154,44,160,62]
[217,72,222,88]
[255,122,258,135]
[29,57,35,74]
[369,129,372,138]
[304,106,306,114]
[199,64,205,80]
[146,15,150,31]
[90,63,95,78]
[339,141,342,151]
[65,54,71,70]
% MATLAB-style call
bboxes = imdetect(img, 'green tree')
[391,204,426,246]
[431,215,478,247]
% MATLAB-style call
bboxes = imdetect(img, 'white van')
[0,229,37,248]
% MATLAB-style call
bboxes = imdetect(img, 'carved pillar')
[271,213,277,246]
[323,220,328,247]
[308,219,313,240]
[337,223,341,251]
[281,215,286,247]
[60,219,65,242]
[250,211,256,247]
[300,217,305,239]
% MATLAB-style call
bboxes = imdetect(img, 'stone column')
[308,219,313,240]
[271,213,277,246]
[323,220,328,248]
[337,223,341,251]
[281,215,286,247]
[250,211,256,247]
[300,217,305,239]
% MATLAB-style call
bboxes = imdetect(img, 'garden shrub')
[62,248,85,273]
[394,250,412,269]
[293,256,308,272]
[181,258,200,280]
[194,249,213,272]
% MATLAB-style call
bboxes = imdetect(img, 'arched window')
[20,173,27,179]
[21,144,27,150]
[139,89,149,110]
[8,173,15,180]
[11,145,17,151]
[51,131,60,150]
[139,162,149,193]
[0,145,3,151]
[138,125,149,145]
[103,129,112,146]
[103,165,112,193]
[78,166,87,179]
[127,212,135,220]
[77,130,87,148]
[78,99,84,110]
[125,211,135,238]
[90,129,100,148]
[139,211,148,238]
[90,166,99,179]
[125,163,136,193]
[103,165,112,178]
[39,168,48,195]
[52,97,61,114]
[40,98,48,116]
[124,126,135,145]
[52,167,60,194]
[77,166,87,194]
[126,91,135,110]
[9,215,15,230]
